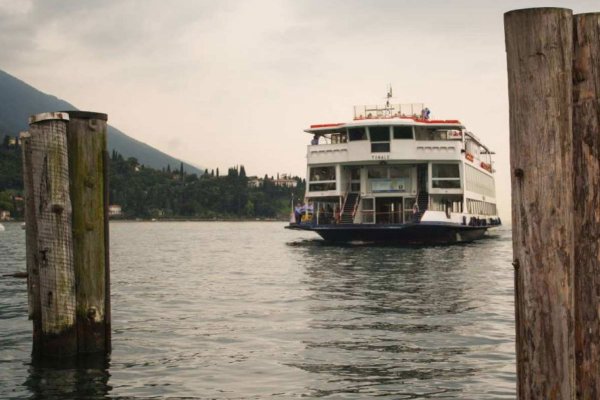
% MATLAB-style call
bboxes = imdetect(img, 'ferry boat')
[287,91,501,244]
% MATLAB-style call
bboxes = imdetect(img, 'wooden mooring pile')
[21,111,110,358]
[506,8,600,399]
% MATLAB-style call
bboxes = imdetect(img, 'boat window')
[415,126,460,141]
[432,180,461,189]
[366,165,414,193]
[368,165,412,179]
[393,126,413,139]
[371,143,390,152]
[361,198,374,223]
[369,126,390,152]
[367,166,387,179]
[432,164,459,178]
[348,127,367,141]
[310,166,336,181]
[329,130,347,144]
[431,163,461,189]
[369,126,390,142]
[389,165,411,178]
[313,129,347,145]
[309,182,336,191]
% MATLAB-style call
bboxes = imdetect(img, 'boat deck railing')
[354,103,425,120]
[300,210,419,226]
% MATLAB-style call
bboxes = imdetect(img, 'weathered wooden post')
[572,12,600,398]
[26,112,78,357]
[23,110,111,358]
[66,111,111,354]
[505,7,575,399]
[20,130,42,351]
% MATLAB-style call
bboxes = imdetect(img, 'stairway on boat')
[340,193,359,224]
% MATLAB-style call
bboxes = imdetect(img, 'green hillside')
[0,141,304,220]
[0,69,201,174]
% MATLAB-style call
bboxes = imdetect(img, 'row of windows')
[467,199,497,216]
[345,126,462,142]
[317,126,463,155]
[320,126,462,153]
[309,165,414,181]
[308,164,463,191]
[366,165,411,179]
[348,125,414,142]
[465,164,496,197]
[309,182,336,191]
[349,126,412,153]
[414,126,462,141]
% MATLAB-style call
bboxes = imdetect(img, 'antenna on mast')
[386,84,393,108]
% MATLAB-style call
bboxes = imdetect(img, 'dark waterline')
[0,221,515,399]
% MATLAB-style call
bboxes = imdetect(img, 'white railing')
[353,209,412,224]
[354,103,425,120]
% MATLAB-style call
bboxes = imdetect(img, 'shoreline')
[2,218,289,224]
[112,218,288,222]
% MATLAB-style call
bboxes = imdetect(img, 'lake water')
[0,221,515,399]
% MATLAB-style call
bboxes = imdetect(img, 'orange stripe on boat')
[412,118,461,124]
[310,123,344,129]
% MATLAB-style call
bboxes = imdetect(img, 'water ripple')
[0,222,515,399]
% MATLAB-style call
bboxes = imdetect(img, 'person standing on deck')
[412,202,420,222]
[294,203,302,224]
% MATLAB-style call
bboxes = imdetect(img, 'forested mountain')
[0,141,304,220]
[0,69,200,174]
[108,151,303,219]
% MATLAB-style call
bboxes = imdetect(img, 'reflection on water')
[24,356,110,400]
[0,222,515,399]
[284,237,514,398]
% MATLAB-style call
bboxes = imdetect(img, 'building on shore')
[273,174,297,188]
[247,174,298,188]
[247,176,263,188]
[108,205,122,218]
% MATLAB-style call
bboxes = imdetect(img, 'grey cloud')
[0,0,232,68]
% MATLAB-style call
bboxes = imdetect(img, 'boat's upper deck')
[304,101,493,174]
[306,102,463,134]
[306,117,464,134]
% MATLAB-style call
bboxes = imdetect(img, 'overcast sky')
[1,0,598,220]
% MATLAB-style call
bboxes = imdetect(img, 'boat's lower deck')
[286,222,491,244]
